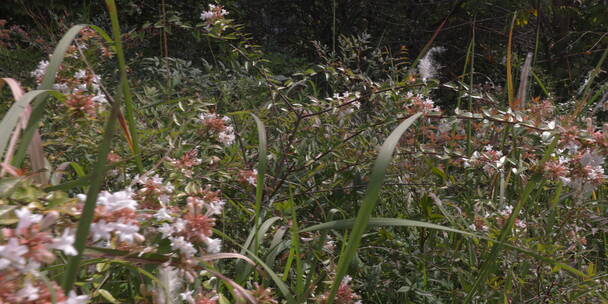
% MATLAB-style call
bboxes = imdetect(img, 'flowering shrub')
[1,2,607,303]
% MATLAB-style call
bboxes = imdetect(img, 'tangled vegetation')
[1,1,608,303]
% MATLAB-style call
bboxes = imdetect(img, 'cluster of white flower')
[545,148,607,196]
[0,208,88,303]
[30,59,49,81]
[31,60,108,104]
[200,4,229,22]
[133,174,175,205]
[403,92,441,114]
[156,190,224,257]
[199,112,236,146]
[79,190,144,246]
[463,145,506,175]
[329,91,362,114]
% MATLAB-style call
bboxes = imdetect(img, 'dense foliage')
[1,1,608,303]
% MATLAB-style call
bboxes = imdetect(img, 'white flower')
[173,218,187,233]
[110,222,141,244]
[158,223,175,238]
[206,200,225,216]
[203,237,222,253]
[247,169,258,186]
[92,93,108,103]
[323,239,336,252]
[15,208,43,233]
[50,229,77,256]
[201,11,214,21]
[31,60,49,79]
[16,281,40,301]
[218,131,235,145]
[155,208,174,221]
[21,260,42,275]
[156,265,182,304]
[74,69,87,80]
[97,190,138,212]
[499,205,513,217]
[53,82,70,93]
[180,290,195,304]
[515,219,527,230]
[59,290,90,304]
[90,220,113,242]
[0,258,10,270]
[170,236,197,257]
[0,238,28,268]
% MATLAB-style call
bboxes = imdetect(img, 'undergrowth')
[1,2,607,303]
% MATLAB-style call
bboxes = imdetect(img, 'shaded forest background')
[1,0,608,107]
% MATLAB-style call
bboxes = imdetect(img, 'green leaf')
[326,113,422,304]
[98,289,120,304]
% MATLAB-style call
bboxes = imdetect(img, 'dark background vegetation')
[1,0,608,103]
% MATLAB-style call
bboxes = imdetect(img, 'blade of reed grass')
[454,36,473,110]
[288,190,304,296]
[234,113,268,284]
[572,39,608,118]
[0,90,62,161]
[214,229,296,303]
[61,86,121,292]
[300,217,587,278]
[62,1,132,289]
[251,113,268,245]
[235,216,281,283]
[12,25,87,167]
[531,70,551,97]
[106,0,143,172]
[466,16,475,155]
[325,113,422,304]
[516,52,533,109]
[0,78,25,177]
[506,12,517,108]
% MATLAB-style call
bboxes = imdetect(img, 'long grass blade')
[300,217,587,278]
[106,0,143,172]
[506,12,517,108]
[61,71,124,294]
[0,90,62,161]
[12,25,87,167]
[214,229,296,303]
[572,37,608,118]
[250,113,268,260]
[235,216,281,283]
[515,52,533,109]
[326,113,422,304]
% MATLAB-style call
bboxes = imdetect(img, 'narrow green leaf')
[98,289,119,304]
[105,0,143,172]
[326,113,422,304]
[301,217,587,278]
[13,25,88,167]
[0,90,60,161]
